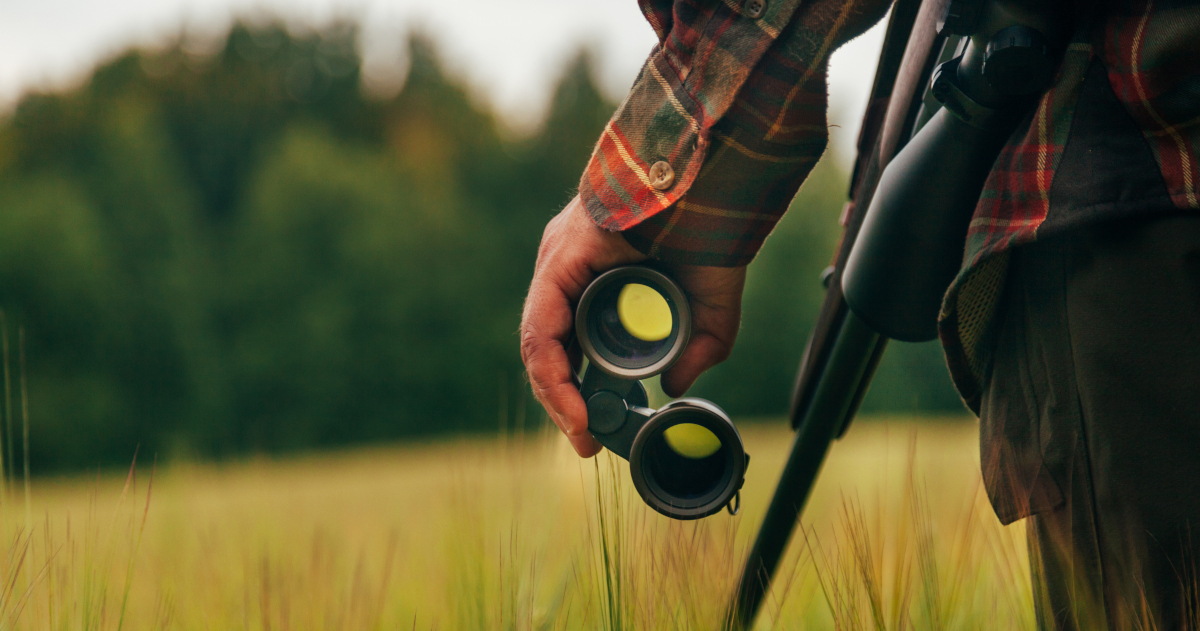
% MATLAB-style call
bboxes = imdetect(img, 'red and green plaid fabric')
[1101,1,1200,209]
[580,0,891,266]
[586,0,1200,406]
[940,0,1200,410]
[937,39,1095,408]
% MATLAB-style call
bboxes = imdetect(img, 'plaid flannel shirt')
[580,0,891,266]
[584,0,1200,406]
[940,1,1200,410]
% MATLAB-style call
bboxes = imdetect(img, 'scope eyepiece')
[575,266,747,520]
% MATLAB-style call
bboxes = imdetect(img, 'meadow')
[0,415,1035,630]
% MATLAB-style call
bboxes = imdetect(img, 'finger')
[522,331,601,451]
[521,312,582,429]
[565,333,583,378]
[660,332,734,398]
[521,275,602,457]
[569,427,603,457]
[657,265,745,397]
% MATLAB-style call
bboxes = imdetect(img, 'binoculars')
[575,266,748,520]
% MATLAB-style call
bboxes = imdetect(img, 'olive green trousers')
[981,213,1200,630]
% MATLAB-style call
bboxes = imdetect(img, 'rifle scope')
[576,266,748,520]
[730,0,1070,626]
[842,0,1066,341]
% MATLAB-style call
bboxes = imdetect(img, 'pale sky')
[0,0,886,160]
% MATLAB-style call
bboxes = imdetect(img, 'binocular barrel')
[576,266,748,520]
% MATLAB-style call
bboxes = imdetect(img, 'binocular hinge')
[580,364,651,460]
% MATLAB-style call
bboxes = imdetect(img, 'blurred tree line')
[0,21,963,472]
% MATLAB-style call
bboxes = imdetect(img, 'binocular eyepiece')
[576,266,748,520]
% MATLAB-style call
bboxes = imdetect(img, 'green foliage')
[0,20,960,471]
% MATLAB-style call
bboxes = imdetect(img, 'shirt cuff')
[579,0,807,233]
[581,0,891,267]
[620,116,829,267]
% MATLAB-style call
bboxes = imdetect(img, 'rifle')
[728,0,1068,626]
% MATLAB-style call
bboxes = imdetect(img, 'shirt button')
[745,0,767,19]
[648,161,675,190]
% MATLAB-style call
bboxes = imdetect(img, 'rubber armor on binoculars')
[575,266,748,520]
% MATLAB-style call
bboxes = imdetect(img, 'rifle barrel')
[730,311,883,628]
[728,0,940,626]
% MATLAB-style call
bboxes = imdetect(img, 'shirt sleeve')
[580,0,893,267]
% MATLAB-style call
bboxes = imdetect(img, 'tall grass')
[0,312,1067,628]
[0,415,1053,629]
[590,456,625,631]
[0,328,1186,628]
[0,313,157,630]
[0,456,155,631]
[580,430,1034,631]
[18,327,30,531]
[0,309,11,503]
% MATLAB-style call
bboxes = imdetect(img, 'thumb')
[660,330,736,398]
[657,264,745,397]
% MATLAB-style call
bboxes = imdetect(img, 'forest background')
[0,22,965,472]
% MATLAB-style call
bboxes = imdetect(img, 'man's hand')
[520,195,747,457]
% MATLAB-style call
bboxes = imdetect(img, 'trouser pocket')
[979,243,1075,525]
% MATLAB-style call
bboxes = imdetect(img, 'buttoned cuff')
[578,0,806,237]
[580,0,890,267]
[619,118,829,267]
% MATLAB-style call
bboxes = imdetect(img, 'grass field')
[0,416,1034,630]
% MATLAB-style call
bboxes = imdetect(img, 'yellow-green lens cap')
[617,283,672,342]
[663,423,722,459]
